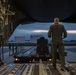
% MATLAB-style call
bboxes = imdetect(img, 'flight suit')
[48,24,67,68]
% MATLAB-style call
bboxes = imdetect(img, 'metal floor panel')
[0,62,76,75]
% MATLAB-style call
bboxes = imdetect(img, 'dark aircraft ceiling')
[13,0,76,22]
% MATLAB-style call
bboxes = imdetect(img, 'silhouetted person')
[48,18,67,70]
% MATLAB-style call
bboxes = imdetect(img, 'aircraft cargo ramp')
[0,59,76,75]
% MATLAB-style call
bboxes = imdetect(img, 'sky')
[9,22,76,41]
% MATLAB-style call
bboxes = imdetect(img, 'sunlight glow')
[17,29,76,34]
[33,30,47,33]
[67,30,76,34]
[33,30,76,34]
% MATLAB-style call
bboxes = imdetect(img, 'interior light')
[49,59,52,61]
[15,58,19,61]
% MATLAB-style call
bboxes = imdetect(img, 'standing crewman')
[48,18,67,70]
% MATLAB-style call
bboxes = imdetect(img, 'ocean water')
[9,22,76,41]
